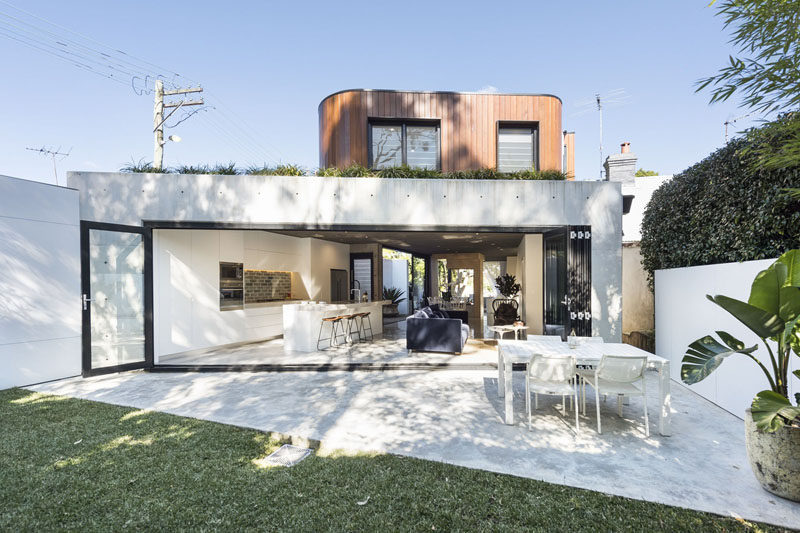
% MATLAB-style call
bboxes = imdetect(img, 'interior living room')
[146,227,573,368]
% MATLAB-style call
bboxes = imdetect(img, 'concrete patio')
[30,369,800,529]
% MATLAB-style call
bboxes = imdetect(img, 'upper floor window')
[497,124,539,172]
[369,120,440,170]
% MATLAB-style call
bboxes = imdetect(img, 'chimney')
[603,141,636,184]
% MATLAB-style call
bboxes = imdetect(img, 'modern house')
[1,89,621,387]
[319,89,575,176]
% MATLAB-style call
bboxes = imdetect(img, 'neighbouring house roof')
[622,174,673,243]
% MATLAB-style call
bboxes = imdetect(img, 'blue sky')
[0,0,761,184]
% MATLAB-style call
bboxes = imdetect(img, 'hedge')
[121,160,567,180]
[639,121,800,286]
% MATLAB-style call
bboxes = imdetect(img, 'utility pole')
[26,146,71,185]
[596,93,603,180]
[152,80,203,170]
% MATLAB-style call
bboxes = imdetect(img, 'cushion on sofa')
[420,306,435,318]
[411,310,428,319]
[460,324,470,345]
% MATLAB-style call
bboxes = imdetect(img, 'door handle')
[82,294,92,311]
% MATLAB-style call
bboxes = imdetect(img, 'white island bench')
[282,300,389,352]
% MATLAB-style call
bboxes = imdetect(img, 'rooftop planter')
[121,160,568,181]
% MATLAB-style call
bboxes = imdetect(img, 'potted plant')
[682,249,800,501]
[493,274,521,326]
[382,287,406,317]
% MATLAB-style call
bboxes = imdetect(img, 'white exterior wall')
[655,258,799,417]
[153,229,349,359]
[0,176,81,388]
[621,174,672,243]
[69,172,623,341]
[383,258,409,314]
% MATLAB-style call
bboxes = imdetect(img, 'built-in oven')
[219,261,244,310]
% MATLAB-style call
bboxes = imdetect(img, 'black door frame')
[409,253,431,312]
[80,221,153,377]
[542,227,568,335]
[566,225,592,337]
[349,252,374,301]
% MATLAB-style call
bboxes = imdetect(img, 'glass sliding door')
[410,255,428,312]
[81,223,149,374]
[543,229,568,337]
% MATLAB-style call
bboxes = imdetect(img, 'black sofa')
[406,306,469,354]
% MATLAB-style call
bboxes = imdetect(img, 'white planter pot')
[744,408,800,502]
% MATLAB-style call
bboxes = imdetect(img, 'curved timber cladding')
[319,89,563,172]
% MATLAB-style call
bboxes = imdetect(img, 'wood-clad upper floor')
[319,89,569,175]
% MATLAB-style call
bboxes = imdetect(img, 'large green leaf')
[777,250,800,321]
[779,285,800,322]
[777,249,800,288]
[707,294,784,339]
[748,261,785,316]
[783,314,800,346]
[751,390,800,432]
[681,332,757,385]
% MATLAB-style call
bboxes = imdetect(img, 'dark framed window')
[497,122,539,172]
[368,119,440,170]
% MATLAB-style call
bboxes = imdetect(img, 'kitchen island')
[282,300,390,352]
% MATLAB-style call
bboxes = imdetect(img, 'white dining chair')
[568,335,605,345]
[526,334,563,342]
[579,355,649,436]
[525,354,579,431]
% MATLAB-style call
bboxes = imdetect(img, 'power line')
[0,1,284,165]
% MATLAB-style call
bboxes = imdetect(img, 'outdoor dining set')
[497,335,672,437]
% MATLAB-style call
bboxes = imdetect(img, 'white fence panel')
[0,176,81,388]
[655,258,799,418]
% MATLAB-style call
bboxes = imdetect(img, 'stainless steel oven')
[219,261,244,310]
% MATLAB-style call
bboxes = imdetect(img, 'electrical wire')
[0,0,285,165]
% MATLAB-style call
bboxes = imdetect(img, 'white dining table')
[497,339,672,436]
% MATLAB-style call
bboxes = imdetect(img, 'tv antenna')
[572,89,630,179]
[724,112,753,143]
[25,146,71,185]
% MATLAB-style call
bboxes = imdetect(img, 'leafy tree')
[635,168,659,177]
[697,0,800,168]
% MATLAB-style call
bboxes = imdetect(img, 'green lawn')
[0,388,783,532]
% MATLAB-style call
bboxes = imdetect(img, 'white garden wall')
[655,258,799,417]
[0,175,81,388]
[383,259,409,315]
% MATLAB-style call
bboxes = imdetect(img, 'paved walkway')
[30,370,800,529]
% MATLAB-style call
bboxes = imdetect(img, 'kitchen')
[152,228,387,362]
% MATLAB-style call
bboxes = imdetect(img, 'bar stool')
[317,316,346,350]
[342,314,362,343]
[356,312,374,342]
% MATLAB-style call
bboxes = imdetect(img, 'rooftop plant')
[119,161,569,180]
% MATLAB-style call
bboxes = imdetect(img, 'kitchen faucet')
[350,279,361,301]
